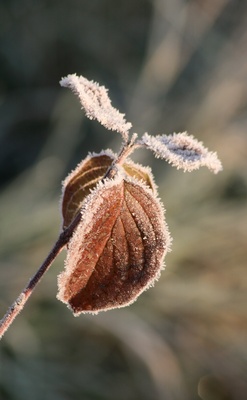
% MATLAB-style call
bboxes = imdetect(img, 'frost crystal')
[60,74,132,140]
[141,132,222,173]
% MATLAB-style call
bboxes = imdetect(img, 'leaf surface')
[60,74,132,138]
[58,176,170,314]
[62,152,114,229]
[141,132,222,173]
[62,152,155,228]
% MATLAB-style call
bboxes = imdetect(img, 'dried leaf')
[57,174,170,314]
[60,74,132,139]
[122,159,156,192]
[62,150,115,229]
[141,132,223,173]
[62,151,155,229]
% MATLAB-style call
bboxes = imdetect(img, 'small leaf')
[57,173,171,314]
[60,74,132,140]
[62,151,155,229]
[62,150,115,229]
[141,132,223,173]
[122,160,156,192]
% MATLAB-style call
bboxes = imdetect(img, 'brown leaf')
[122,160,156,192]
[57,174,170,314]
[62,151,115,229]
[62,151,155,229]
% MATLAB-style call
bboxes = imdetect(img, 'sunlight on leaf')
[60,74,132,140]
[141,132,223,173]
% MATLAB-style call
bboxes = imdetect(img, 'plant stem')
[0,213,81,340]
[105,134,138,179]
[0,138,139,340]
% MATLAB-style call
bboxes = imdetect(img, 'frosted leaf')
[122,159,156,193]
[61,150,116,229]
[57,175,171,315]
[60,74,132,139]
[141,132,223,173]
[62,151,156,229]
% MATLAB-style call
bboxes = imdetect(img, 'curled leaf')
[61,150,115,229]
[57,173,170,314]
[62,151,155,229]
[122,159,156,193]
[60,74,132,140]
[141,132,223,173]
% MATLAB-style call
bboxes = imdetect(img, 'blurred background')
[0,1,247,399]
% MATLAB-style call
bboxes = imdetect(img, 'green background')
[0,1,247,399]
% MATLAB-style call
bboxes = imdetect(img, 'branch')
[0,144,133,340]
[0,213,81,340]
